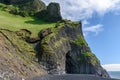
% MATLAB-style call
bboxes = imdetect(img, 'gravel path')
[29,74,120,80]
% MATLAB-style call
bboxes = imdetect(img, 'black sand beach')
[29,74,120,80]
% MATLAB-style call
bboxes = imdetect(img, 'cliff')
[38,20,110,78]
[0,1,110,79]
[0,20,110,79]
[0,16,109,80]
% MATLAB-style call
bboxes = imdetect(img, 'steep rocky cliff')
[0,20,111,80]
[38,20,110,78]
[0,29,47,80]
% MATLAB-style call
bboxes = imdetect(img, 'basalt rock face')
[38,21,110,78]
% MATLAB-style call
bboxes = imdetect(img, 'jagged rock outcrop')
[35,2,62,22]
[46,2,62,22]
[38,20,110,78]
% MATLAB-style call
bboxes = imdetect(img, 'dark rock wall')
[47,2,62,22]
[38,21,110,78]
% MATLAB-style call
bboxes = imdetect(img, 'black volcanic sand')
[29,74,120,80]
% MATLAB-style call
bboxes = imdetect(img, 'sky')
[42,0,120,71]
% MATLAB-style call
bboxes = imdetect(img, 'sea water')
[108,71,120,79]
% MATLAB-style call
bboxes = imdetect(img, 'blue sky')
[42,0,120,71]
[85,13,120,64]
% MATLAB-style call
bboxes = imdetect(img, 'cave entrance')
[65,51,75,73]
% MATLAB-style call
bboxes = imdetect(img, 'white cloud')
[42,0,120,36]
[82,20,103,36]
[42,0,120,21]
[102,64,120,71]
[83,24,103,34]
[82,20,89,26]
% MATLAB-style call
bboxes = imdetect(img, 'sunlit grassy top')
[0,10,56,37]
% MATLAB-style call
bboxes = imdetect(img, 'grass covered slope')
[0,10,56,37]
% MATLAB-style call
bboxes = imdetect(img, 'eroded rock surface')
[38,21,110,78]
[0,29,47,80]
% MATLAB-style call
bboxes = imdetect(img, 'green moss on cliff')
[72,35,87,46]
[40,20,81,56]
[51,20,80,34]
[0,29,47,79]
[41,33,67,56]
[41,44,55,58]
[78,52,99,65]
[0,29,35,61]
[0,3,6,9]
[53,38,67,48]
[41,33,56,43]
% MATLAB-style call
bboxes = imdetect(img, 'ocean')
[108,71,120,79]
